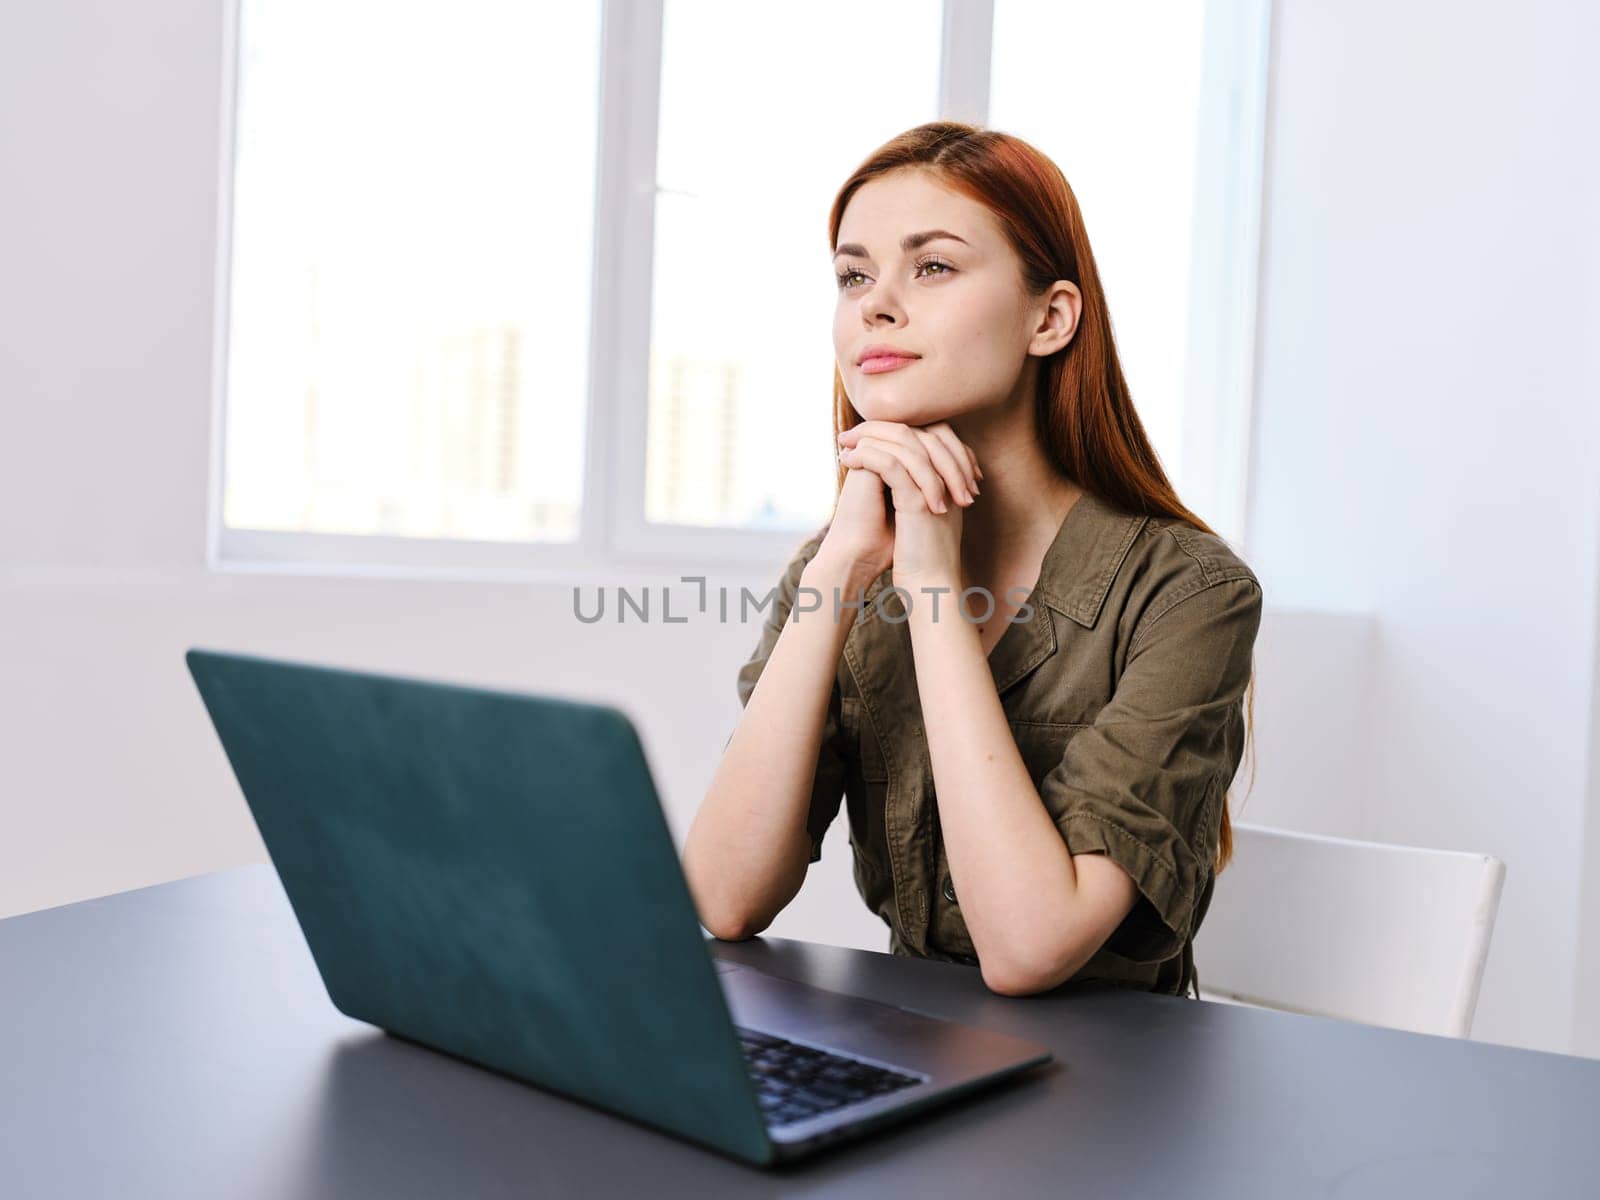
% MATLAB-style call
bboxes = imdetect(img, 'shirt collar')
[1029,489,1148,628]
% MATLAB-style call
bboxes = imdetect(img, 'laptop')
[183,647,1053,1166]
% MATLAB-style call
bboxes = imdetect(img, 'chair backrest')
[1192,822,1506,1037]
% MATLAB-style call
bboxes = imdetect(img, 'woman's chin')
[855,397,954,427]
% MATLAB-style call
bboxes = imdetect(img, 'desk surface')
[3,865,1597,1198]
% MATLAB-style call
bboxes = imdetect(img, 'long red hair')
[825,120,1255,873]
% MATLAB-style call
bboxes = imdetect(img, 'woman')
[683,121,1262,1000]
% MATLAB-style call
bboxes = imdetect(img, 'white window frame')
[208,0,1270,579]
[1181,0,1274,556]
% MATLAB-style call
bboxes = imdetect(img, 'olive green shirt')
[732,489,1263,998]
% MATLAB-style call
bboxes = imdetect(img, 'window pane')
[224,2,601,542]
[649,0,943,530]
[989,0,1208,488]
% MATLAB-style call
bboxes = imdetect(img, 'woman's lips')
[860,354,920,375]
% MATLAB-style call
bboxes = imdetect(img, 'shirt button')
[942,878,957,903]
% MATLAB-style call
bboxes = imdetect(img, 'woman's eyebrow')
[832,229,971,261]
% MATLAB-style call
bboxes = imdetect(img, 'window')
[213,0,1269,573]
[219,1,601,558]
[638,0,942,535]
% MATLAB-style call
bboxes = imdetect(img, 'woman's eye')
[835,259,954,292]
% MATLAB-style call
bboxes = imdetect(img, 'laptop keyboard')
[734,1025,922,1127]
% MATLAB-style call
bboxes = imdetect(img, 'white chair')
[1192,822,1506,1038]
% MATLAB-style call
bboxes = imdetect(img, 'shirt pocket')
[841,695,889,782]
[1006,719,1091,791]
[840,696,890,896]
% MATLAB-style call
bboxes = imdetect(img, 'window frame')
[208,0,1271,578]
[1180,0,1274,555]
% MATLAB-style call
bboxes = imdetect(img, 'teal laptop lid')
[184,647,774,1165]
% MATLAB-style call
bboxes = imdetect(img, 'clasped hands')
[836,419,983,585]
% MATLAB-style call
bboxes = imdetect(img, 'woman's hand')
[835,420,982,583]
[817,462,897,582]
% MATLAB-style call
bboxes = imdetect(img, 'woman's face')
[832,168,1077,428]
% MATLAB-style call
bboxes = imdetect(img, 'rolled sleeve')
[725,529,848,864]
[1039,574,1263,963]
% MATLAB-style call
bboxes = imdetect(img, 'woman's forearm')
[684,551,876,939]
[897,568,1091,991]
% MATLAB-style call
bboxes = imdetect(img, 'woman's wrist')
[800,551,882,627]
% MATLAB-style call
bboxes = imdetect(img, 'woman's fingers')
[914,427,975,505]
[858,420,974,504]
[838,419,983,512]
[924,421,981,488]
[920,423,979,498]
[842,435,951,514]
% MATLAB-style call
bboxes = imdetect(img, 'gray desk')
[2,865,1596,1198]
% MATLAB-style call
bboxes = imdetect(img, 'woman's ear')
[1031,280,1082,356]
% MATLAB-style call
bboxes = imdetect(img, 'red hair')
[826,120,1255,873]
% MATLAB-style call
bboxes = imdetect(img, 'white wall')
[1247,0,1600,1053]
[3,0,1595,1057]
